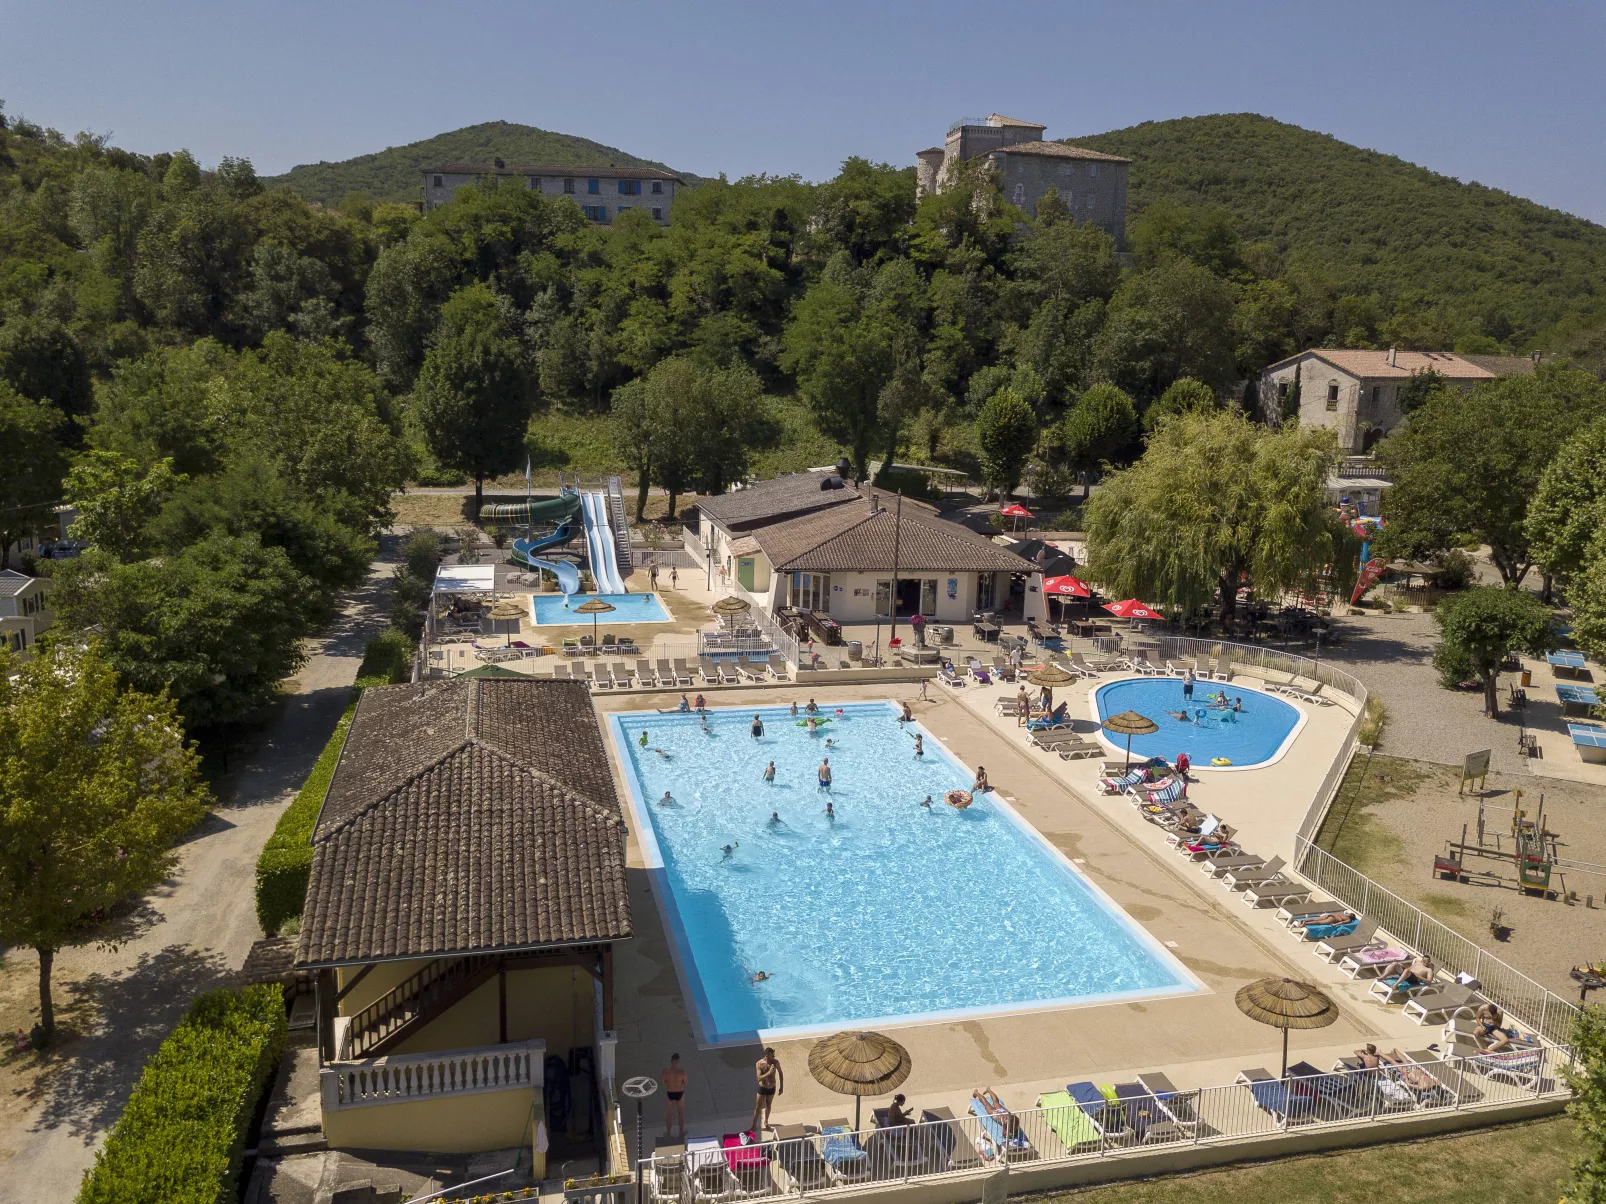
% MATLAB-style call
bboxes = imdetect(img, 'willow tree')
[1083,409,1340,624]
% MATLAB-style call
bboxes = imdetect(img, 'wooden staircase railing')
[344,954,499,1059]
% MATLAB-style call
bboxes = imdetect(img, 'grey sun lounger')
[739,660,768,684]
[1220,855,1287,890]
[919,1106,985,1172]
[1133,1071,1200,1135]
[1027,727,1084,749]
[1276,899,1347,925]
[1200,850,1269,878]
[767,654,791,681]
[1312,918,1381,961]
[1057,741,1104,760]
[635,658,658,687]
[697,656,722,685]
[772,1124,836,1190]
[1241,877,1312,909]
[1402,984,1482,1026]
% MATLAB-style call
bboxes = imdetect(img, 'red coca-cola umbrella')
[1103,598,1162,621]
[998,502,1033,533]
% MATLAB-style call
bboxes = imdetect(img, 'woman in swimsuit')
[751,714,765,738]
[751,1048,784,1133]
[913,734,924,757]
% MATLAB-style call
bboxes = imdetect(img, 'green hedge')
[253,692,362,934]
[357,629,415,685]
[77,985,287,1204]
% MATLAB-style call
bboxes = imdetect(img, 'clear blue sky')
[6,0,1604,222]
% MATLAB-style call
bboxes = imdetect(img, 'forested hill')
[1073,113,1606,347]
[264,119,688,206]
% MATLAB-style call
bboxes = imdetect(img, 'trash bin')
[1521,668,1532,688]
[847,640,863,662]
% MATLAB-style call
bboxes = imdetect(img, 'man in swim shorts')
[751,1048,784,1133]
[661,1053,688,1139]
[660,791,675,806]
[806,698,818,715]
[818,757,832,790]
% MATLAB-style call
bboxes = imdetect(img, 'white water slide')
[580,492,626,593]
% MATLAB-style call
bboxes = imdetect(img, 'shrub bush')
[357,629,414,685]
[77,985,287,1204]
[253,694,360,934]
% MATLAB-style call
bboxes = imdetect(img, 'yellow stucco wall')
[335,961,595,1061]
[325,1084,545,1162]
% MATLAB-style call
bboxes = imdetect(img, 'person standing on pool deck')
[818,758,832,790]
[1182,667,1195,700]
[670,565,678,589]
[1015,685,1030,726]
[661,1054,687,1139]
[763,760,776,784]
[751,713,765,738]
[751,1049,784,1134]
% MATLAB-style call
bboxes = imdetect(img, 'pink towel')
[1349,946,1407,965]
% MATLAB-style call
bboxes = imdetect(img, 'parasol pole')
[1124,730,1133,774]
[1281,1025,1290,1079]
[889,493,902,655]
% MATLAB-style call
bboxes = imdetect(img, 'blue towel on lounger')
[1302,919,1359,941]
[820,1126,867,1168]
[969,1098,1029,1151]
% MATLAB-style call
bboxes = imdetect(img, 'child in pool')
[763,761,776,783]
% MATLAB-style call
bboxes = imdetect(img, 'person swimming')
[639,729,650,747]
[920,795,933,809]
[824,801,835,819]
[763,760,776,783]
[700,712,710,731]
[835,707,844,718]
[750,970,771,984]
[768,811,784,827]
[825,737,834,748]
[1165,708,1190,722]
[818,757,832,790]
[1232,697,1243,712]
[659,791,675,805]
[806,715,818,732]
[721,841,739,859]
[806,699,819,715]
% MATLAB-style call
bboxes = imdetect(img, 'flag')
[1350,556,1388,605]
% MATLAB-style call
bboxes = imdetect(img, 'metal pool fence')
[635,1050,1566,1200]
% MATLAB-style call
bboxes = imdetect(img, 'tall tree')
[1084,409,1339,624]
[0,383,67,566]
[974,388,1039,499]
[1063,383,1139,497]
[1528,416,1606,582]
[0,316,94,433]
[1431,586,1556,716]
[0,640,209,1041]
[1565,1005,1606,1204]
[1143,376,1220,431]
[63,451,182,563]
[1378,368,1606,585]
[415,283,532,514]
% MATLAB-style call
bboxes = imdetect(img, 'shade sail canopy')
[1042,575,1092,597]
[434,564,496,593]
[1025,664,1077,688]
[1104,599,1162,620]
[1102,710,1159,737]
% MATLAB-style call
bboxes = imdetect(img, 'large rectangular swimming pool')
[609,702,1197,1044]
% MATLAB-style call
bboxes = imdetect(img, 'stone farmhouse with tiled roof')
[916,114,1130,246]
[1258,347,1541,453]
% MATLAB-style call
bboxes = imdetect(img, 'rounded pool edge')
[1088,676,1309,771]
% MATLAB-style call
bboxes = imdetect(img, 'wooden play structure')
[1433,789,1562,898]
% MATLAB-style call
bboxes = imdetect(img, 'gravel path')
[1322,610,1529,774]
[0,542,396,1199]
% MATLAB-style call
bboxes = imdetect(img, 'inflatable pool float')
[1210,757,1233,767]
[796,717,832,727]
[944,789,973,810]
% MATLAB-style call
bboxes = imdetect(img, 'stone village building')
[422,161,683,225]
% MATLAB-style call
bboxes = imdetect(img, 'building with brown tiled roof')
[293,676,630,1155]
[1258,347,1542,455]
[916,114,1130,246]
[422,160,683,225]
[699,485,1038,625]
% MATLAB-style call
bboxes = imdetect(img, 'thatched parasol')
[1235,977,1339,1077]
[1102,709,1159,772]
[711,594,752,629]
[1025,661,1076,711]
[572,596,616,643]
[807,1030,912,1131]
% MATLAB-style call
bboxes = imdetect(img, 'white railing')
[321,1039,543,1112]
[638,1051,1565,1199]
[1293,839,1580,1046]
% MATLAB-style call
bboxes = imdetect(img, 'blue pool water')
[609,702,1194,1043]
[529,591,670,626]
[1094,678,1303,768]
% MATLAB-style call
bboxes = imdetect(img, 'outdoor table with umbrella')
[1235,977,1338,1078]
[1102,709,1158,772]
[1043,574,1091,627]
[572,596,616,646]
[1025,662,1076,713]
[1103,598,1163,623]
[808,1030,912,1132]
[998,502,1033,534]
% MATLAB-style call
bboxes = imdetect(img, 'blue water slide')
[512,521,581,595]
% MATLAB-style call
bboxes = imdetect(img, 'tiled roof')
[752,498,1039,574]
[0,570,35,597]
[1267,348,1533,381]
[296,678,629,967]
[696,471,862,528]
[427,162,681,182]
[990,141,1132,164]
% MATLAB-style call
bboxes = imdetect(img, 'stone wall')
[991,154,1128,247]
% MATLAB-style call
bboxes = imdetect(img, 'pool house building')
[693,473,1043,627]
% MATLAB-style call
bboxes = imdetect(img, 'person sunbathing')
[972,1088,1020,1137]
[1353,1043,1384,1069]
[1290,910,1357,933]
[1382,1050,1438,1092]
[1474,1003,1514,1051]
[1381,954,1434,989]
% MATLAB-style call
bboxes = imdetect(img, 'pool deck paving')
[592,677,1454,1145]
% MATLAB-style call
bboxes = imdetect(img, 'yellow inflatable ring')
[1210,757,1233,767]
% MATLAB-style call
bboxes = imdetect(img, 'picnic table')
[1549,650,1590,679]
[1569,723,1606,764]
[1557,683,1602,717]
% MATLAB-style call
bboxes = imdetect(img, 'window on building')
[432,174,443,188]
[617,179,640,195]
[651,181,663,194]
[976,572,997,612]
[1277,381,1289,400]
[587,179,600,194]
[920,578,938,615]
[527,176,539,190]
[1326,382,1340,411]
[1371,385,1380,406]
[564,178,576,194]
[1089,163,1099,177]
[1012,182,1025,204]
[792,572,829,612]
[651,207,663,220]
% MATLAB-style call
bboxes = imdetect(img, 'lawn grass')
[1033,1115,1575,1204]
[1314,752,1430,874]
